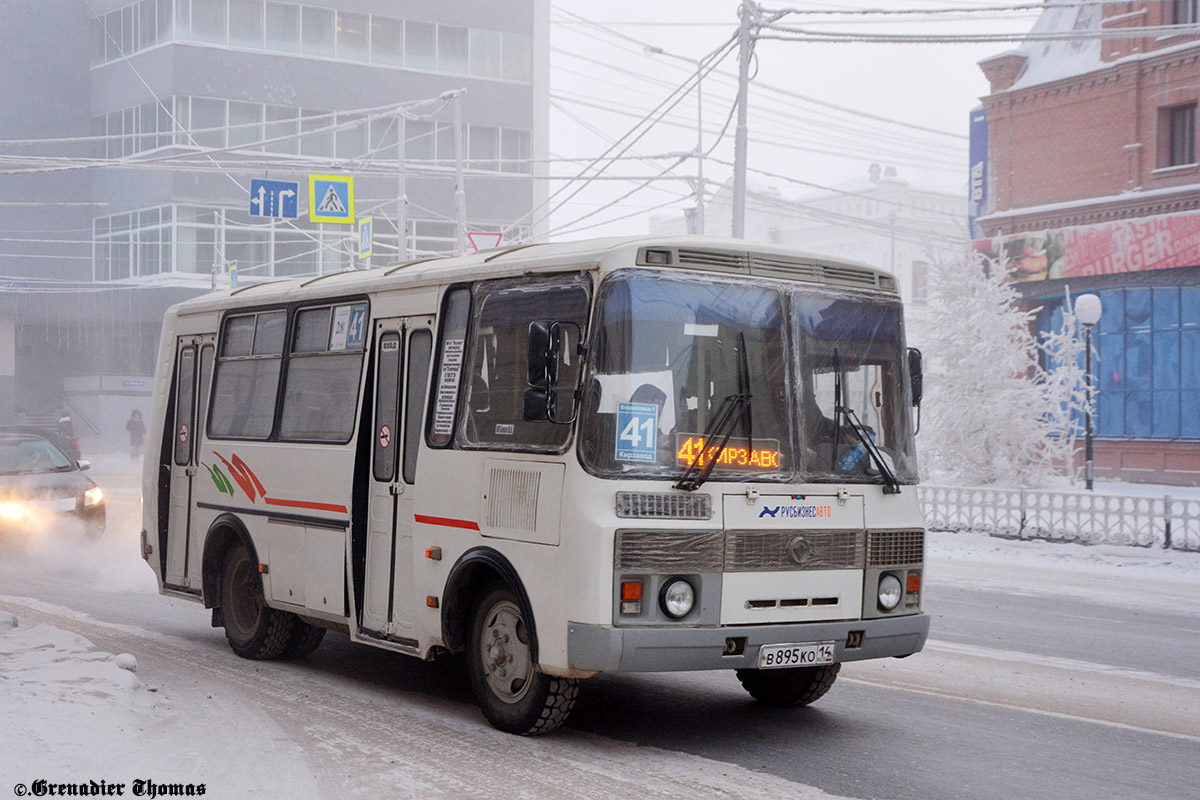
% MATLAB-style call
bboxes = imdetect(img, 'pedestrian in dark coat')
[126,410,146,460]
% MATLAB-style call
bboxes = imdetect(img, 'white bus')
[141,236,929,735]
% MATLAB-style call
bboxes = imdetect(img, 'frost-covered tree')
[1037,291,1091,482]
[919,251,1061,486]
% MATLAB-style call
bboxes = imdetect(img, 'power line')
[549,191,700,238]
[552,92,964,171]
[507,32,741,238]
[707,155,966,220]
[552,6,968,139]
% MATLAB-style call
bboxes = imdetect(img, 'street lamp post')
[644,45,705,235]
[1075,294,1103,490]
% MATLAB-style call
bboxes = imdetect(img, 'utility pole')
[694,63,705,235]
[397,110,408,261]
[732,2,759,239]
[452,92,467,256]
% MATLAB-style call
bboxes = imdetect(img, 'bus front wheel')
[735,663,841,707]
[467,585,578,735]
[220,542,295,660]
[283,620,326,658]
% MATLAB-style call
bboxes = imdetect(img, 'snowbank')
[0,610,155,775]
[0,610,323,799]
[928,529,1199,611]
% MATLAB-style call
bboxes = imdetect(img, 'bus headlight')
[877,573,903,611]
[660,577,695,619]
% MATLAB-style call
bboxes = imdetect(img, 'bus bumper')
[566,613,929,673]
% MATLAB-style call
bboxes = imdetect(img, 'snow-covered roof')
[976,181,1200,224]
[999,0,1104,92]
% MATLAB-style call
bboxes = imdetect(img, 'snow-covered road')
[2,458,1198,799]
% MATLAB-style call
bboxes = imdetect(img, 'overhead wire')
[552,6,969,141]
[508,29,741,238]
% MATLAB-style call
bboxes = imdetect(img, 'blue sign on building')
[249,179,299,218]
[968,108,988,240]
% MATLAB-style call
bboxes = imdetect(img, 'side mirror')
[527,321,559,389]
[77,460,91,471]
[523,388,557,422]
[526,320,586,425]
[907,347,924,407]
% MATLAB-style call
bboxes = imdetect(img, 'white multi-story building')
[0,0,549,445]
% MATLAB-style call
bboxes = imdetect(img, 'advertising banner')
[973,210,1200,282]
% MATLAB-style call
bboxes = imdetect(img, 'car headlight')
[877,573,903,611]
[659,577,696,619]
[84,486,104,507]
[0,501,28,522]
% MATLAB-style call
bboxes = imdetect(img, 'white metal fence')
[918,485,1200,551]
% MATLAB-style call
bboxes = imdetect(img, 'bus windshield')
[795,293,918,484]
[578,270,917,485]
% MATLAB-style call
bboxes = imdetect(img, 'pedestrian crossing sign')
[358,217,373,259]
[308,174,355,223]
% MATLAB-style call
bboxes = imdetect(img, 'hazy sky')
[546,0,1041,238]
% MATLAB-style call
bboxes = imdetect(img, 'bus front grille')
[725,530,864,571]
[866,530,925,566]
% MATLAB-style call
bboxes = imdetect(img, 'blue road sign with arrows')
[249,179,299,218]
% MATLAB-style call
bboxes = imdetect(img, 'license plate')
[756,641,836,669]
[35,497,77,513]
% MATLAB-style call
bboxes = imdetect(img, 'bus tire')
[219,542,295,660]
[735,663,841,707]
[467,585,578,735]
[283,619,326,659]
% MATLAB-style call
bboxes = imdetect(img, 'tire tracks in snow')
[0,595,853,800]
[842,638,1200,742]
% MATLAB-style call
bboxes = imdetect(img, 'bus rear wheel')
[220,542,295,660]
[735,663,841,707]
[466,585,578,735]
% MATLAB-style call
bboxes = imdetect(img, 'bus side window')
[427,288,471,448]
[173,347,196,466]
[279,302,368,443]
[209,311,285,439]
[373,331,402,482]
[197,344,214,443]
[403,329,433,483]
[460,276,590,452]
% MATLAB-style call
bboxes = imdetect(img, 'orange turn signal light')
[906,574,921,593]
[621,581,643,601]
[426,596,439,608]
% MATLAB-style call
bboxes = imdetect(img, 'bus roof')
[169,235,898,317]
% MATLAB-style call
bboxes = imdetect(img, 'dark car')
[0,424,81,462]
[0,432,105,539]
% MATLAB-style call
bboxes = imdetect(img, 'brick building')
[974,0,1200,486]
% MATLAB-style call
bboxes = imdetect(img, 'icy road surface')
[1,456,1198,799]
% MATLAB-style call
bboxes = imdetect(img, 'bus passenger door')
[362,317,433,642]
[164,337,213,590]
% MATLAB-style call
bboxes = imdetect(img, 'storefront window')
[1040,286,1200,440]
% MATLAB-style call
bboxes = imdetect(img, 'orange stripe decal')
[415,514,480,531]
[263,496,349,514]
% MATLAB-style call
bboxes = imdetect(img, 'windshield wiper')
[832,349,900,494]
[674,332,753,492]
[838,404,901,495]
